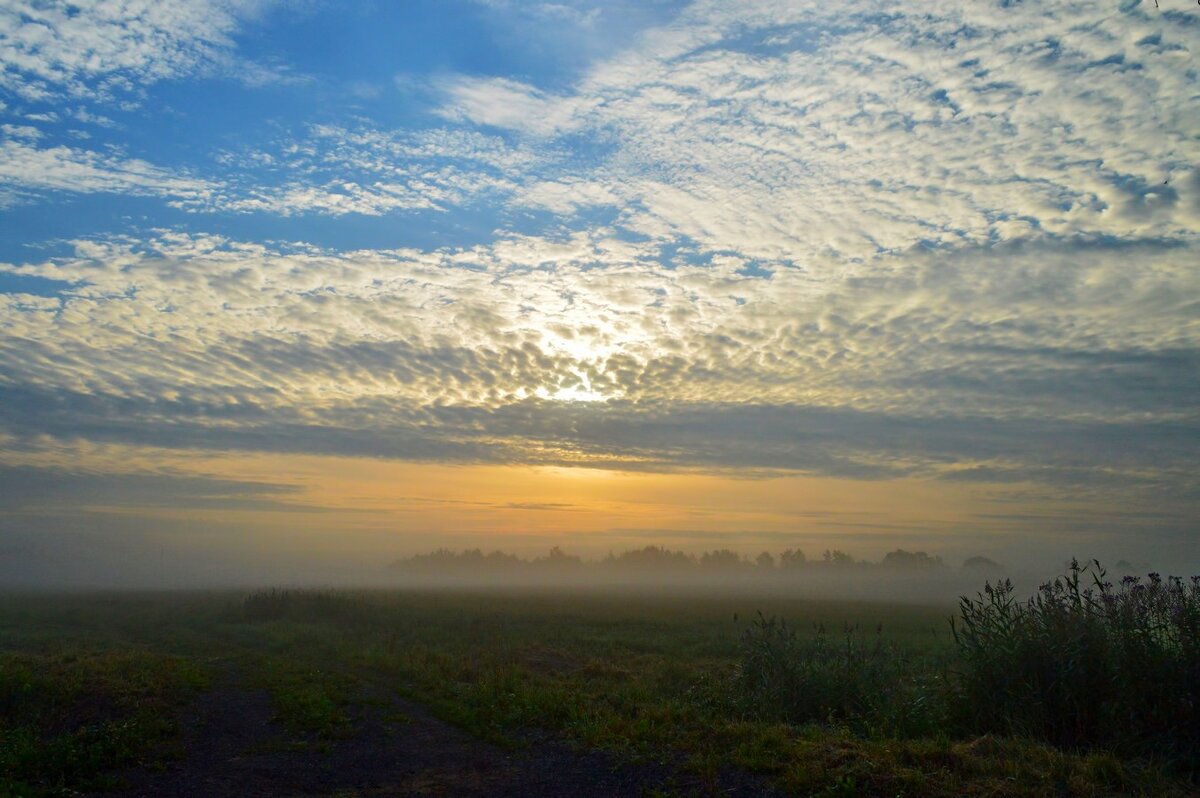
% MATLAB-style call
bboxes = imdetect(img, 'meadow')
[1,565,1196,796]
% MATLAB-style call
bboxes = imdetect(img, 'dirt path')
[91,663,780,797]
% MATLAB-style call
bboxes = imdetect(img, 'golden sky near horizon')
[0,438,1146,570]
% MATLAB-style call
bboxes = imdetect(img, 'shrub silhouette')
[952,559,1199,767]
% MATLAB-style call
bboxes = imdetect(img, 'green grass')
[0,587,1193,797]
[0,648,207,797]
[248,656,357,740]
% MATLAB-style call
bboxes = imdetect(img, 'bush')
[952,559,1200,767]
[242,588,367,624]
[735,612,939,736]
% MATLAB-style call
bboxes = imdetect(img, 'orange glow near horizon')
[56,448,1013,562]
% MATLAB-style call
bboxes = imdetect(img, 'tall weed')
[736,612,941,737]
[242,588,368,624]
[952,559,1199,768]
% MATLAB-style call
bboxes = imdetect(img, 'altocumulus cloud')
[0,0,279,101]
[0,229,1195,495]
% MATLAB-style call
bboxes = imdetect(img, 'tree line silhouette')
[392,545,1004,575]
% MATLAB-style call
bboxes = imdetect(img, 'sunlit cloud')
[1,230,1194,494]
[0,137,218,205]
[0,0,285,101]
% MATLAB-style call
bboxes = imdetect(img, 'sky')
[0,0,1197,585]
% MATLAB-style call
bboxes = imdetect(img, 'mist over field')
[0,526,1164,609]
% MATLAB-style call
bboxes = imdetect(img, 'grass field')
[0,585,1195,797]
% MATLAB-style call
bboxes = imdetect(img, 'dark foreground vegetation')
[1,561,1197,797]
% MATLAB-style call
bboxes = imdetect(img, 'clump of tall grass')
[952,559,1199,768]
[242,588,367,624]
[735,612,941,736]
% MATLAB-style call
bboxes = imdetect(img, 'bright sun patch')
[545,384,608,403]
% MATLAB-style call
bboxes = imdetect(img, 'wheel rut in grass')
[90,660,781,797]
